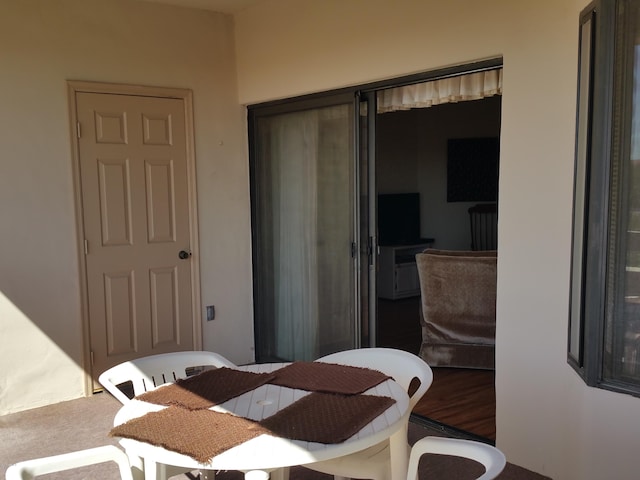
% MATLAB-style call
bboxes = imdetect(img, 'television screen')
[447,137,499,202]
[377,193,421,246]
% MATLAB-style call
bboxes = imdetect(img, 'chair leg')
[143,458,159,480]
[127,452,144,480]
[270,468,288,480]
[388,428,409,480]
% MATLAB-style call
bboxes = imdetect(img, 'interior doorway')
[374,83,501,442]
[248,61,502,442]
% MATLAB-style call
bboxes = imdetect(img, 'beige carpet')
[0,392,549,479]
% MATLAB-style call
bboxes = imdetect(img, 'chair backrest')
[406,436,506,480]
[468,203,497,251]
[5,445,133,480]
[317,347,433,409]
[415,249,497,369]
[416,249,497,326]
[98,350,236,404]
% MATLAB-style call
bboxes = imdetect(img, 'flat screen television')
[377,193,421,246]
[447,137,499,202]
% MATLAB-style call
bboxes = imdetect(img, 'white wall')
[0,0,254,414]
[234,0,640,478]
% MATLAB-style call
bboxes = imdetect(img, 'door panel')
[104,270,135,355]
[146,160,176,242]
[98,158,132,246]
[149,266,180,345]
[251,99,357,362]
[76,92,195,385]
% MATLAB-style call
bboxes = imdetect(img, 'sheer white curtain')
[256,105,354,361]
[266,111,320,360]
[378,68,503,113]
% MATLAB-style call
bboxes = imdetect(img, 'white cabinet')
[377,241,434,300]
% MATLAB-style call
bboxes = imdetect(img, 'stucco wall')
[3,0,639,477]
[234,0,640,478]
[0,0,254,414]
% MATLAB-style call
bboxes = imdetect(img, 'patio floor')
[0,392,548,480]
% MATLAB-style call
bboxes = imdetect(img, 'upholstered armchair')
[415,249,497,370]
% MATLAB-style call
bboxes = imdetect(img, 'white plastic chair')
[407,436,506,480]
[5,445,133,480]
[99,350,236,480]
[303,347,434,480]
[98,350,236,404]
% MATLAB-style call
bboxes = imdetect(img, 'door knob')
[178,250,191,260]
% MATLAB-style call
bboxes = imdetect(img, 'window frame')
[568,0,640,395]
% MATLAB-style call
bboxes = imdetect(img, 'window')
[569,0,640,395]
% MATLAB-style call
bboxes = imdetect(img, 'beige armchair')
[415,249,497,370]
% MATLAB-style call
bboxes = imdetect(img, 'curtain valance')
[377,68,502,113]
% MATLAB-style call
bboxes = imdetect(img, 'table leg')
[200,469,216,480]
[244,470,270,480]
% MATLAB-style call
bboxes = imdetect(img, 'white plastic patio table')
[112,362,411,480]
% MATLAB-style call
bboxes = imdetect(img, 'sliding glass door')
[249,63,503,363]
[250,94,361,362]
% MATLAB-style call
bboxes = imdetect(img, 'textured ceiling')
[139,0,264,14]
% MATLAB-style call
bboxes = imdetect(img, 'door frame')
[248,92,361,361]
[67,80,202,394]
[247,58,503,357]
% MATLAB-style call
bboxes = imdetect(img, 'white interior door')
[75,91,197,386]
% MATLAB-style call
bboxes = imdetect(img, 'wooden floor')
[412,367,496,441]
[377,296,496,442]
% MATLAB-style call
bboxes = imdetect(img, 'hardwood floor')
[377,296,422,356]
[412,368,496,441]
[376,296,496,442]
